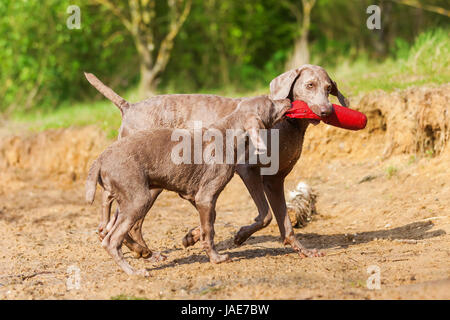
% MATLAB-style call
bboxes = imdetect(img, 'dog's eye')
[327,85,332,93]
[306,83,314,89]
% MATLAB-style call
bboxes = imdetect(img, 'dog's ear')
[244,114,267,154]
[270,98,291,125]
[269,65,311,100]
[329,78,349,107]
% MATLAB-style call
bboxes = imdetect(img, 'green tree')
[91,0,192,97]
[282,0,317,70]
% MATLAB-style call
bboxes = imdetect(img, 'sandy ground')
[0,149,448,299]
[0,85,449,299]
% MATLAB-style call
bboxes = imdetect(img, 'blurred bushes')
[0,0,137,112]
[0,0,448,112]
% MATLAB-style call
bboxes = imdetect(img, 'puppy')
[86,96,291,275]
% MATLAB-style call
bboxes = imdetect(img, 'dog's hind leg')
[127,188,164,259]
[104,207,118,236]
[182,227,201,248]
[181,199,201,248]
[98,190,114,240]
[234,166,272,245]
[123,233,167,263]
[103,207,154,259]
[101,192,152,276]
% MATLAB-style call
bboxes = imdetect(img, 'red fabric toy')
[286,100,367,130]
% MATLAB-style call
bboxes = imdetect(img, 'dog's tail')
[85,159,101,204]
[84,72,130,115]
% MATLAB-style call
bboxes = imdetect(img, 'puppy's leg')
[127,188,164,260]
[182,199,201,248]
[108,207,166,262]
[102,214,148,276]
[123,234,167,262]
[104,207,118,235]
[195,198,230,264]
[98,191,113,240]
[101,194,152,276]
[104,206,156,260]
[182,227,201,248]
[182,166,272,248]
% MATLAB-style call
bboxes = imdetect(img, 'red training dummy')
[286,100,367,131]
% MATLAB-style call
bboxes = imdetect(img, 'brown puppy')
[86,97,291,275]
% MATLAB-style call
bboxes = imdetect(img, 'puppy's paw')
[182,228,200,248]
[210,253,231,264]
[145,252,167,263]
[132,269,150,277]
[234,227,251,246]
[297,248,325,258]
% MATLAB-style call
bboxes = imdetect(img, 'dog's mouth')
[284,101,324,126]
[285,101,321,119]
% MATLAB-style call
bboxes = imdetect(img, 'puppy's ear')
[329,78,349,107]
[244,115,267,154]
[269,65,311,100]
[266,98,291,126]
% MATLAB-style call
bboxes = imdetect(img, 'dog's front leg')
[263,175,324,258]
[195,200,230,264]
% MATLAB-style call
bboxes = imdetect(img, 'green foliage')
[8,26,450,135]
[11,98,121,138]
[0,0,448,114]
[331,28,450,95]
[0,0,137,112]
[160,0,294,93]
[403,28,449,75]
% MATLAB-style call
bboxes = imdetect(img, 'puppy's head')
[238,97,291,154]
[262,98,292,128]
[239,96,291,129]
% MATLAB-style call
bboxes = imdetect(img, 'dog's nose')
[320,105,333,117]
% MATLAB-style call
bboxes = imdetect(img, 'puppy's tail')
[85,159,101,204]
[84,72,130,115]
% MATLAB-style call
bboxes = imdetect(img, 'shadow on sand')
[144,220,445,272]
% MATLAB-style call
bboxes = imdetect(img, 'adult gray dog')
[84,64,348,260]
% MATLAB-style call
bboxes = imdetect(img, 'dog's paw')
[145,252,167,263]
[132,269,150,277]
[182,228,200,248]
[210,253,231,264]
[297,248,325,258]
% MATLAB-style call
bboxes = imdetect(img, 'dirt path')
[0,150,448,299]
[0,85,449,299]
